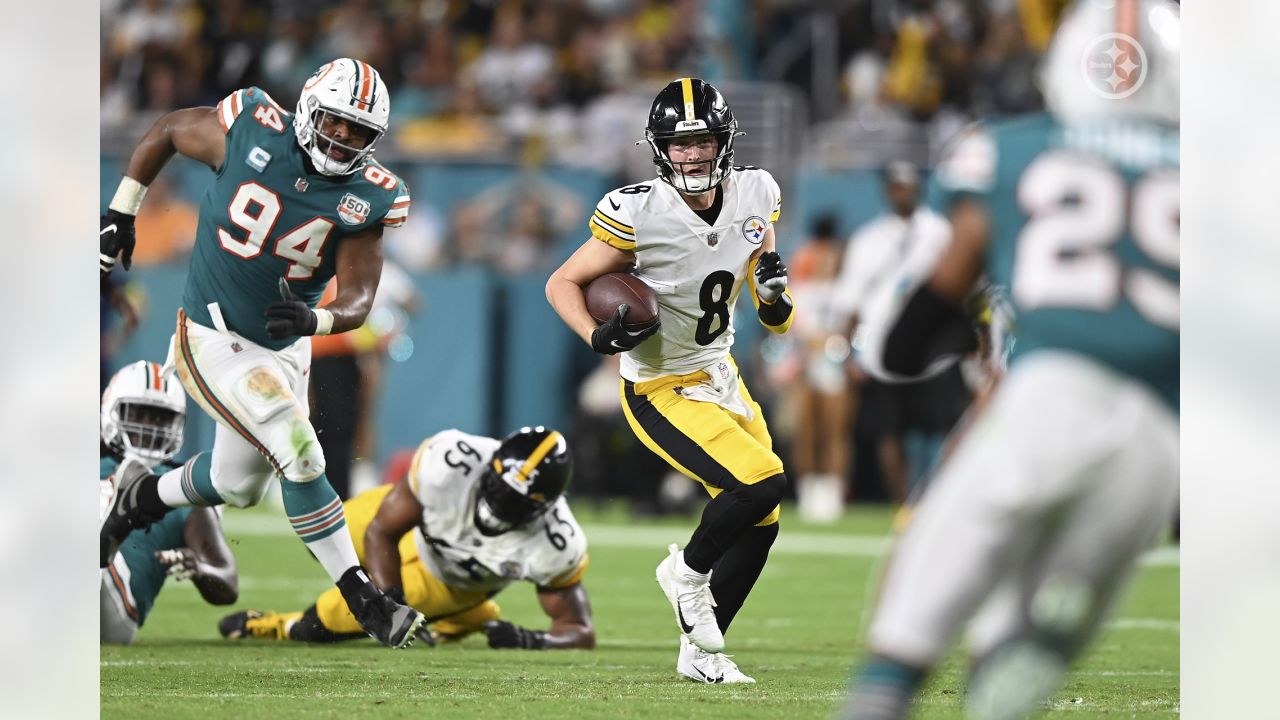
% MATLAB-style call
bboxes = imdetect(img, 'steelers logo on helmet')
[101,360,187,464]
[293,58,391,176]
[643,78,746,195]
[475,427,573,535]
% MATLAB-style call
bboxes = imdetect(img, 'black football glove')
[754,251,789,303]
[483,620,549,650]
[265,277,318,340]
[590,303,660,355]
[100,209,137,276]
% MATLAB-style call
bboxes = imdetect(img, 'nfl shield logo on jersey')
[706,231,719,247]
[500,561,522,579]
[337,193,371,225]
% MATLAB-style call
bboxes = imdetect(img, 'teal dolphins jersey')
[101,457,193,625]
[933,113,1179,409]
[181,87,410,350]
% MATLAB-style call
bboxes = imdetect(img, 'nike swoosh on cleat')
[677,605,695,635]
[691,665,722,684]
[608,197,621,211]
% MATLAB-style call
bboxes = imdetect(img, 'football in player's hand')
[585,273,659,331]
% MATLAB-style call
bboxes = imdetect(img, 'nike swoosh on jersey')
[677,605,695,634]
[608,197,621,211]
[101,224,117,236]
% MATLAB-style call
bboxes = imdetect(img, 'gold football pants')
[620,361,782,526]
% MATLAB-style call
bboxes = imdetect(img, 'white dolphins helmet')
[1041,0,1180,125]
[294,58,391,176]
[101,361,186,464]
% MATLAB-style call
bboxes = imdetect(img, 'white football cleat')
[677,635,756,684]
[656,543,724,653]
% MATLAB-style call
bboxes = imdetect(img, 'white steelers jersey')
[589,167,783,382]
[405,429,589,594]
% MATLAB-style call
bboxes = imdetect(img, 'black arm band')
[882,283,976,377]
[757,292,793,328]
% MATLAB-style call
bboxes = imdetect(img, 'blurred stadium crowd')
[101,0,1074,516]
[103,0,1069,165]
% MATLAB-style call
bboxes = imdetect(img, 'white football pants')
[167,311,324,508]
[867,351,1178,667]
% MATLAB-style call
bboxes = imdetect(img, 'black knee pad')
[747,473,787,512]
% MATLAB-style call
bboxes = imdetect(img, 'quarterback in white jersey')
[590,165,783,383]
[219,427,596,650]
[548,78,795,683]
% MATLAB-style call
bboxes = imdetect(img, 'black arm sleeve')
[756,292,794,329]
[882,283,978,377]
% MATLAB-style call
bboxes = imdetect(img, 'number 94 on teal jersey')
[181,86,410,350]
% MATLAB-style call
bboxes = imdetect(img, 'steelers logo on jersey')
[742,216,766,244]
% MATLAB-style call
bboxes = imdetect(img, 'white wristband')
[313,308,335,335]
[109,177,148,215]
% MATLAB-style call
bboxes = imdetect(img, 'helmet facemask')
[101,360,187,465]
[294,59,391,177]
[645,123,739,195]
[298,100,384,176]
[474,427,572,536]
[111,400,185,464]
[475,462,552,536]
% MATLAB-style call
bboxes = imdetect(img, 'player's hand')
[590,304,660,355]
[482,620,548,650]
[754,251,789,303]
[156,548,198,581]
[265,278,319,340]
[100,209,137,276]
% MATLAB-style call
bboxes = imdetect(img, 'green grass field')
[100,503,1177,719]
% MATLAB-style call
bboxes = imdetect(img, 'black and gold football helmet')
[475,427,573,535]
[642,77,744,194]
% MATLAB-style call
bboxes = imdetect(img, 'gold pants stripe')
[619,366,782,526]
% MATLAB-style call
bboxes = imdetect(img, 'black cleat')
[355,590,426,649]
[100,457,164,568]
[339,571,425,649]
